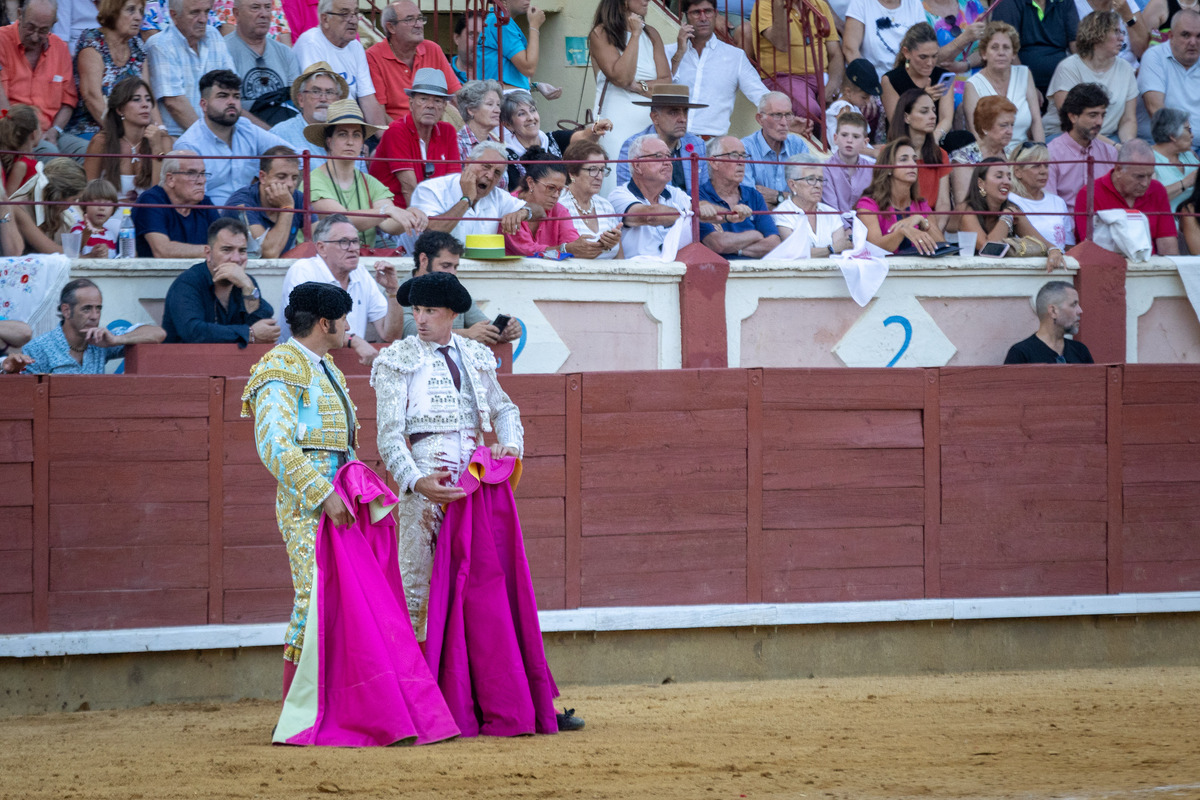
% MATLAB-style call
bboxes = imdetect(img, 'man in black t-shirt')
[1004,280,1095,364]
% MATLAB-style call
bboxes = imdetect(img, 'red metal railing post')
[690,150,701,242]
[1085,153,1095,240]
[302,149,314,243]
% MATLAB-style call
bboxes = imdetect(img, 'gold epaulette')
[240,342,315,417]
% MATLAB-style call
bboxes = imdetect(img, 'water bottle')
[117,208,135,259]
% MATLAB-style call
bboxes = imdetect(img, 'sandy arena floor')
[1,666,1198,800]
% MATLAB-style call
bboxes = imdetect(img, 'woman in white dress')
[962,21,1043,143]
[1008,141,1075,253]
[773,154,852,255]
[560,140,624,259]
[589,0,670,194]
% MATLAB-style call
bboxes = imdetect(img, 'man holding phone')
[402,231,523,344]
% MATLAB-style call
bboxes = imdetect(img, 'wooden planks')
[760,369,927,603]
[939,366,1110,598]
[1,379,36,632]
[1121,367,1200,591]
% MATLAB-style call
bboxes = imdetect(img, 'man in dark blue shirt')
[162,218,280,346]
[698,135,781,260]
[223,146,312,259]
[131,150,221,259]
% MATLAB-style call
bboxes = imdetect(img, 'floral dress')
[65,29,147,138]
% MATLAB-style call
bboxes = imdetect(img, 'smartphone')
[492,314,511,331]
[978,241,1009,258]
[935,72,956,90]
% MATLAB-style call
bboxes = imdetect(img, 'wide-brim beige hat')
[290,61,350,107]
[303,99,386,148]
[632,83,708,109]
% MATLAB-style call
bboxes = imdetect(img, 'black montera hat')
[397,271,472,314]
[286,281,353,320]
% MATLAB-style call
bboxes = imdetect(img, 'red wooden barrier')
[4,366,1200,635]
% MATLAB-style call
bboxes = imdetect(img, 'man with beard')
[1004,281,1093,364]
[270,62,350,169]
[411,141,542,240]
[147,0,235,136]
[1045,83,1118,214]
[176,69,291,206]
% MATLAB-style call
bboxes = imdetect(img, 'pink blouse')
[854,196,934,251]
[503,198,579,257]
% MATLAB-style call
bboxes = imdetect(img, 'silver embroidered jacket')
[370,334,524,492]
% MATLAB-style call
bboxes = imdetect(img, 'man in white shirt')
[1138,8,1200,153]
[278,214,404,364]
[665,0,769,137]
[292,0,388,127]
[609,134,700,258]
[175,69,292,205]
[411,141,542,241]
[147,0,235,136]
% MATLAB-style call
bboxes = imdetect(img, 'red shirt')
[365,40,463,121]
[1073,172,1177,252]
[369,114,461,206]
[0,24,77,129]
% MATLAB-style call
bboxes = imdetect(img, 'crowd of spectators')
[3,0,1199,375]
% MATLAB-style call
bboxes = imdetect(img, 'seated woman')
[890,88,951,231]
[500,90,612,188]
[1008,141,1074,253]
[306,100,427,249]
[85,77,174,202]
[455,80,505,162]
[12,158,89,255]
[880,23,954,144]
[1150,107,1198,213]
[772,154,851,257]
[506,148,610,258]
[559,140,623,260]
[0,105,42,196]
[959,157,1065,272]
[962,21,1043,144]
[1044,10,1137,143]
[854,137,946,255]
[950,95,1017,210]
[64,0,160,152]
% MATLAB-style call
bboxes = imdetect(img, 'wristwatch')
[249,286,261,300]
[522,206,534,221]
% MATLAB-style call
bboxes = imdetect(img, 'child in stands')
[70,179,121,259]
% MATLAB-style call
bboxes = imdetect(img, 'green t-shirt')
[309,168,393,248]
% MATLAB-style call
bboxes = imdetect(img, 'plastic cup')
[957,231,977,258]
[62,231,82,259]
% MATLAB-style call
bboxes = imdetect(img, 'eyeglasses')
[762,112,795,122]
[172,170,210,180]
[320,238,359,250]
[397,14,427,24]
[580,165,612,177]
[535,180,564,196]
[792,175,825,186]
[323,9,357,18]
[303,87,341,99]
[719,152,749,160]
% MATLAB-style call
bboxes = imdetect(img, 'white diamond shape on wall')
[833,295,957,367]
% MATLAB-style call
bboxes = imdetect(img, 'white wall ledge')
[3,592,1198,658]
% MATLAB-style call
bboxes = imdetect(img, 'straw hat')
[631,84,708,109]
[303,99,386,148]
[463,234,521,261]
[290,61,350,107]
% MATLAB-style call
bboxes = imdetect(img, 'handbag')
[1004,235,1049,258]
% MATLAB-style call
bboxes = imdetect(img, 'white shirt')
[410,173,527,241]
[608,180,693,258]
[278,255,390,341]
[175,118,291,205]
[844,0,927,79]
[292,28,376,100]
[772,198,846,250]
[560,190,620,259]
[664,37,769,137]
[1008,191,1075,251]
[1137,42,1200,142]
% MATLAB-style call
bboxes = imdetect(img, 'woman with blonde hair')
[962,21,1043,143]
[1008,141,1075,253]
[1044,11,1138,142]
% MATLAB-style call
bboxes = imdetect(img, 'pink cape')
[280,0,318,37]
[277,461,460,747]
[424,447,560,737]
